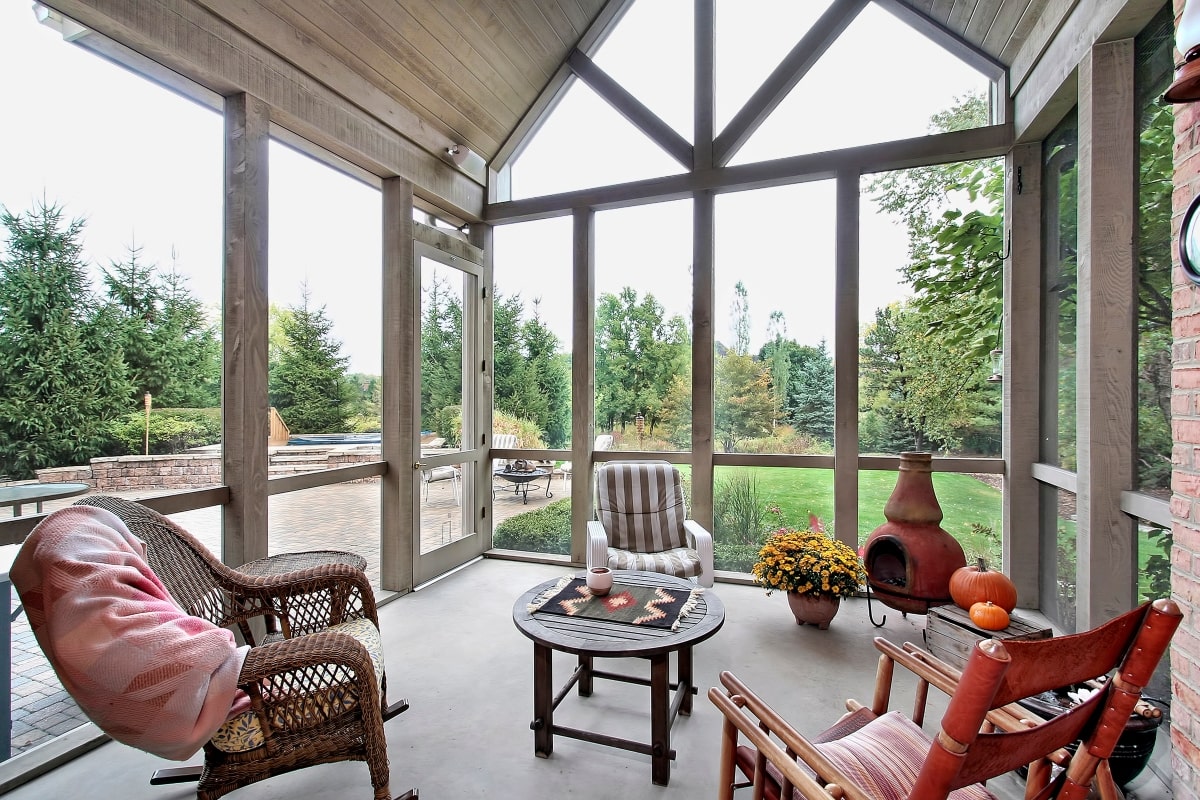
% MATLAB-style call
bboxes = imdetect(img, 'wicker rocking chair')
[70,495,414,800]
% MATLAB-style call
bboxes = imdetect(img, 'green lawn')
[709,466,1003,563]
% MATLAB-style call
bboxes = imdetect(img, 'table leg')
[532,643,553,758]
[679,645,694,716]
[650,652,671,786]
[2,578,11,761]
[578,653,593,697]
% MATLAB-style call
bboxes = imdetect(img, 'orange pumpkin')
[949,558,1018,613]
[969,601,1010,631]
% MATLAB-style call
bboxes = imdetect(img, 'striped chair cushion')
[608,545,702,579]
[735,711,997,800]
[209,618,384,754]
[596,462,689,553]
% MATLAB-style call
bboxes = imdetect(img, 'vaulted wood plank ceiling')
[188,0,1048,174]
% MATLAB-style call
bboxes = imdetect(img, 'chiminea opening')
[864,532,963,616]
[865,539,907,589]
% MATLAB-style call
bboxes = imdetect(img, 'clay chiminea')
[863,452,967,615]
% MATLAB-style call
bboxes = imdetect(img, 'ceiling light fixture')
[446,145,471,167]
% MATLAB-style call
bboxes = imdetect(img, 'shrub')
[713,471,769,547]
[105,407,221,455]
[493,499,571,554]
[493,410,547,448]
[714,542,759,573]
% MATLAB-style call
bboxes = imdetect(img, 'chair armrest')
[683,519,715,587]
[237,629,383,736]
[223,564,380,641]
[713,671,857,800]
[586,521,609,571]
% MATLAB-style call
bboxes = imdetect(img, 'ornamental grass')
[752,526,866,598]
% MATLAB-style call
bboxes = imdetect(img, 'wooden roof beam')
[567,49,693,168]
[486,122,1011,224]
[712,0,869,167]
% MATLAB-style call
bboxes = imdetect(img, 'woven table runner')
[528,575,702,631]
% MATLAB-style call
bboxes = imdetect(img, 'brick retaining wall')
[35,448,382,491]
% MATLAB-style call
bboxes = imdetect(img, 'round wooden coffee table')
[512,570,724,786]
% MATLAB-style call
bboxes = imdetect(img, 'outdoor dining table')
[0,482,90,517]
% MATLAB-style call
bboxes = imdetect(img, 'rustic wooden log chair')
[709,598,1182,800]
[75,495,414,800]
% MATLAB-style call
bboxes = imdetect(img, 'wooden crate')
[926,604,1052,670]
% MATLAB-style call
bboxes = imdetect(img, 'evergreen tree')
[788,340,835,442]
[154,259,220,407]
[419,273,463,434]
[520,300,570,447]
[0,202,131,477]
[102,243,162,402]
[269,286,351,433]
[102,247,219,407]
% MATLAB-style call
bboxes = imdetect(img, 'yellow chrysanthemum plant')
[752,515,866,599]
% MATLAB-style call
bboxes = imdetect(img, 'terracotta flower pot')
[786,592,841,629]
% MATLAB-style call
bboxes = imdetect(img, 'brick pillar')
[1172,16,1200,792]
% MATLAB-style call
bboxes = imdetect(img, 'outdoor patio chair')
[587,460,714,587]
[709,598,1182,800]
[559,433,613,487]
[66,496,417,796]
[421,465,460,504]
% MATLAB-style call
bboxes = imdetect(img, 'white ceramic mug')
[586,566,613,596]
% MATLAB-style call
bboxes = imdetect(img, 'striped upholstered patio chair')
[586,461,714,587]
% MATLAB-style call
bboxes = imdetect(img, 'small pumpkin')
[949,558,1017,613]
[969,601,1010,631]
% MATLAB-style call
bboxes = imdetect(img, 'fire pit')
[863,452,966,624]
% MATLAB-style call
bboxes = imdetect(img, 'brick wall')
[35,449,383,492]
[1173,28,1200,796]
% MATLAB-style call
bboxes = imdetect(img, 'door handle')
[413,461,424,470]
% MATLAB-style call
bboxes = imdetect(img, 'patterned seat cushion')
[735,711,997,800]
[209,618,384,753]
[607,545,702,579]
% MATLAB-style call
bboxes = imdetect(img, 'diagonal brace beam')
[567,49,694,169]
[713,0,868,167]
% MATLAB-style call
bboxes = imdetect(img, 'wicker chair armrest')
[227,565,380,639]
[236,630,383,737]
[238,629,375,685]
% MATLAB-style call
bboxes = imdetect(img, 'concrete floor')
[3,557,1175,799]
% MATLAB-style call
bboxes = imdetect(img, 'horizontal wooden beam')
[486,123,1012,223]
[1012,0,1164,141]
[48,0,486,221]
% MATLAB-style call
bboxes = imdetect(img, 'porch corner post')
[1076,40,1137,628]
[470,222,495,549]
[1004,143,1042,607]
[570,207,596,564]
[381,177,415,593]
[222,91,270,567]
[691,0,716,530]
[833,170,859,550]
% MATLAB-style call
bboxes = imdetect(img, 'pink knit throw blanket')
[10,505,249,760]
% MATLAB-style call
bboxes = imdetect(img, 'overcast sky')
[0,0,987,373]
